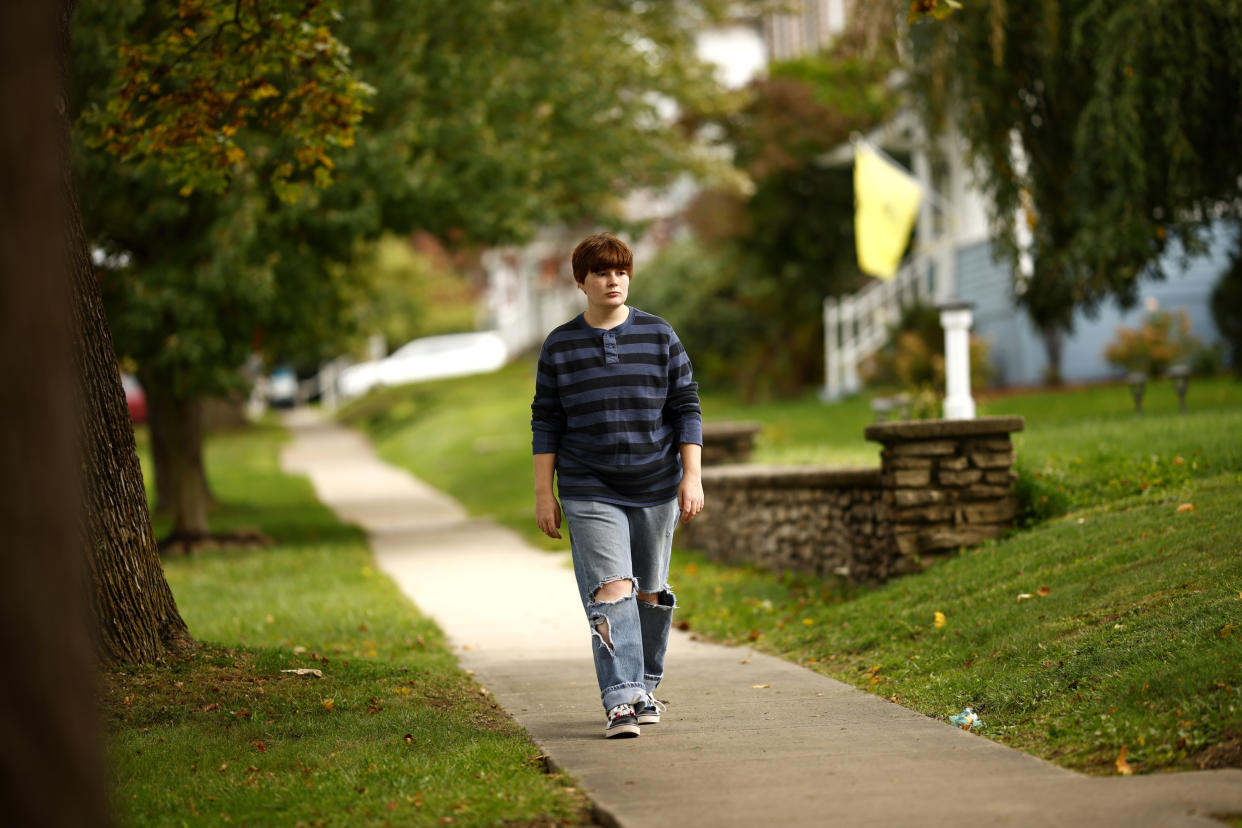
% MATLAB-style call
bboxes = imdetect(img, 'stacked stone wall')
[682,416,1025,583]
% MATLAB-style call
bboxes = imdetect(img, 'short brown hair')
[571,233,633,283]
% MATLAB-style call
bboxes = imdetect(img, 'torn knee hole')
[589,614,614,654]
[637,587,676,609]
[591,577,634,604]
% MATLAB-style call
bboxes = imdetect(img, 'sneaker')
[604,704,640,738]
[636,697,666,725]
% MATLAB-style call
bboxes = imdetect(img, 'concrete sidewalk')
[280,409,1242,828]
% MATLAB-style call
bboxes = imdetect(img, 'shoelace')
[644,697,667,714]
[609,703,635,721]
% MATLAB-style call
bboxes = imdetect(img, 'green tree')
[906,1,1242,379]
[661,33,898,399]
[74,0,739,542]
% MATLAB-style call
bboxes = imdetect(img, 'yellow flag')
[854,144,923,279]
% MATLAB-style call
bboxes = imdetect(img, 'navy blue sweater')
[531,308,703,506]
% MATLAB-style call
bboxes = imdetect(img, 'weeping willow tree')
[905,1,1242,379]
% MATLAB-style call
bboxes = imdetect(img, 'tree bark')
[55,4,193,662]
[0,2,109,823]
[143,373,217,520]
[1039,328,1064,386]
[145,389,211,541]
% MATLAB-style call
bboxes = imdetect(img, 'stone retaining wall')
[700,421,762,465]
[681,416,1025,583]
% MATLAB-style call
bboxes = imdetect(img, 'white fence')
[822,255,938,400]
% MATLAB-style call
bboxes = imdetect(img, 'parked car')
[338,331,508,399]
[121,373,147,423]
[267,366,299,408]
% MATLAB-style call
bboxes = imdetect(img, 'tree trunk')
[0,2,109,823]
[143,372,216,519]
[146,389,212,541]
[1039,328,1065,386]
[55,5,193,663]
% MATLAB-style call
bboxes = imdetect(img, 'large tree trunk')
[142,372,217,518]
[55,5,193,662]
[0,2,109,823]
[146,389,212,541]
[1039,327,1065,386]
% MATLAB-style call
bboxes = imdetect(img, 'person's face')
[579,266,630,310]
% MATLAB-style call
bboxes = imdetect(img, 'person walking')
[531,232,704,738]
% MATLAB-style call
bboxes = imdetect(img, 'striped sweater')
[531,308,703,506]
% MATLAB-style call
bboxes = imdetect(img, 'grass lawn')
[104,423,589,827]
[341,363,1242,774]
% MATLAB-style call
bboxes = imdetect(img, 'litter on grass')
[950,707,981,731]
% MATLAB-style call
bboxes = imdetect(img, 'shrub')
[1102,309,1201,376]
[861,301,993,390]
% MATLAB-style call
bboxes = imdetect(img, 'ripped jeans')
[561,498,680,713]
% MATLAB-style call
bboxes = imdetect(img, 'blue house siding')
[952,223,1234,387]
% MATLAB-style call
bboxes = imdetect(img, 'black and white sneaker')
[636,697,666,725]
[605,704,640,738]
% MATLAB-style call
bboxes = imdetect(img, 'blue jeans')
[562,498,680,713]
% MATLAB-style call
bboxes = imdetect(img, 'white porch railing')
[822,254,938,400]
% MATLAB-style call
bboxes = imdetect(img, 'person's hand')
[535,493,562,539]
[678,475,704,524]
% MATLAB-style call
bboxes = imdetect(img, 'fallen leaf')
[739,659,752,664]
[683,563,700,575]
[1037,586,1051,596]
[747,629,760,641]
[265,614,275,624]
[218,762,228,772]
[1220,623,1237,638]
[280,668,323,678]
[251,740,266,753]
[751,684,772,689]
[1115,745,1134,775]
[1177,503,1195,513]
[802,618,815,626]
[934,611,947,628]
[321,698,335,711]
[403,733,416,744]
[1017,593,1034,602]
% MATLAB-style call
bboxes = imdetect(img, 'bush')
[861,301,993,390]
[1102,309,1201,376]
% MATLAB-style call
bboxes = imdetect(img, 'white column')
[823,297,840,400]
[939,302,976,420]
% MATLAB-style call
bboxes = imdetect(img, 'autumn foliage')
[80,0,371,202]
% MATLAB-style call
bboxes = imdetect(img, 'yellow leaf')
[321,698,335,711]
[1176,503,1195,513]
[751,684,771,689]
[802,618,815,626]
[1115,745,1134,775]
[178,183,194,197]
[934,611,947,628]
[251,83,280,101]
